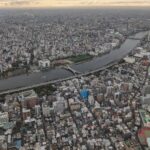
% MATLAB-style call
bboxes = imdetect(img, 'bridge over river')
[0,31,148,95]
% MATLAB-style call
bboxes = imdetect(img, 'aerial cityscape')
[0,1,150,150]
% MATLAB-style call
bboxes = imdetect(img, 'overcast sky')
[0,0,150,8]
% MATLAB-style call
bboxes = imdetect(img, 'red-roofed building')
[138,127,150,146]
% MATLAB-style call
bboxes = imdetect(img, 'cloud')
[80,0,150,5]
[10,0,36,5]
[0,0,40,6]
[54,0,150,6]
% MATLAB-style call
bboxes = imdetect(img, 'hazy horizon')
[0,6,150,10]
[0,0,150,8]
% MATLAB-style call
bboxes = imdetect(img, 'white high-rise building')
[35,105,41,117]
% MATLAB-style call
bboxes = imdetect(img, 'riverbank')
[0,31,148,94]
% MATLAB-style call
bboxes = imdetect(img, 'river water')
[0,31,148,92]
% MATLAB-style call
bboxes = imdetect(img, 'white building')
[35,105,41,117]
[141,85,150,105]
[42,105,51,117]
[0,112,9,128]
[141,95,150,105]
[38,59,50,68]
[123,57,135,64]
[148,67,150,77]
[0,64,3,73]
[53,100,65,114]
[147,138,150,148]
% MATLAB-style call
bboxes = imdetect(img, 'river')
[0,31,148,93]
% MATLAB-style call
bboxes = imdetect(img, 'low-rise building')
[38,59,50,68]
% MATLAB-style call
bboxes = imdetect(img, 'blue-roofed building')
[80,89,89,101]
[15,140,22,149]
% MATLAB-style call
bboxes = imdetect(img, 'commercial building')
[38,59,50,69]
[0,112,9,128]
[19,90,38,109]
[138,127,150,146]
[139,109,150,128]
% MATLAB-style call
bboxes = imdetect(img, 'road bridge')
[63,65,81,75]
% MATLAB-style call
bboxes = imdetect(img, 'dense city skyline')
[0,0,150,149]
[0,0,150,8]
